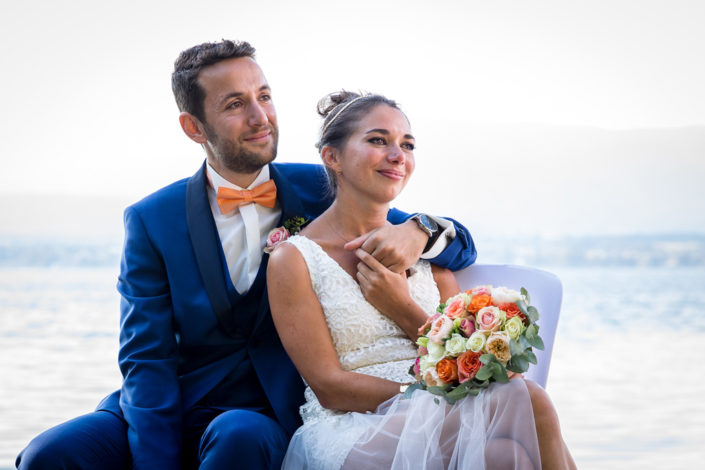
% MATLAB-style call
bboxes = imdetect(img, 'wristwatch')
[411,213,439,239]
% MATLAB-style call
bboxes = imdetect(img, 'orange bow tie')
[216,180,277,214]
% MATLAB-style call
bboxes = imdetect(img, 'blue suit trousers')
[16,407,288,470]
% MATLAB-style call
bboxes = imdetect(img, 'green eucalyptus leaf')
[527,306,539,323]
[525,324,538,339]
[445,385,469,404]
[469,388,481,396]
[526,350,537,364]
[521,287,530,304]
[519,335,531,349]
[508,354,529,372]
[434,397,440,405]
[510,338,527,355]
[480,354,497,365]
[404,383,423,399]
[527,334,545,350]
[493,365,510,383]
[475,365,493,381]
[517,300,529,317]
[427,385,450,396]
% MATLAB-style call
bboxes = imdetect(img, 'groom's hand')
[344,220,428,273]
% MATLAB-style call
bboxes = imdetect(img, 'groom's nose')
[248,102,269,127]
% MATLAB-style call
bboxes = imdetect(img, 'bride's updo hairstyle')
[316,90,403,194]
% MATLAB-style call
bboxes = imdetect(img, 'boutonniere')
[264,216,309,254]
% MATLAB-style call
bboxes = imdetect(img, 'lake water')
[1,264,704,469]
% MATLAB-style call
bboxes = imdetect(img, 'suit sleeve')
[387,208,477,271]
[117,206,182,469]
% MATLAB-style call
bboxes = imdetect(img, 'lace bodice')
[285,235,441,423]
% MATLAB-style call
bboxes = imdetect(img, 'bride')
[267,91,576,469]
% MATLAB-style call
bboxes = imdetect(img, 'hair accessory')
[321,95,366,138]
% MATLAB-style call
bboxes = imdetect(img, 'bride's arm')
[267,243,402,413]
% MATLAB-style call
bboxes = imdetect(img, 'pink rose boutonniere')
[263,216,308,254]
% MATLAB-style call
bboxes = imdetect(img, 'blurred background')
[1,1,704,468]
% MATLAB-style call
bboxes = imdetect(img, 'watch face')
[420,214,438,232]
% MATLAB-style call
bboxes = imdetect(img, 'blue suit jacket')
[97,161,476,468]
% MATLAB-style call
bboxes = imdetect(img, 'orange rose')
[499,302,527,324]
[468,294,492,313]
[457,351,483,383]
[436,358,459,384]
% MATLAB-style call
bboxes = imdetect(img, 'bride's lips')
[243,130,271,143]
[378,169,405,180]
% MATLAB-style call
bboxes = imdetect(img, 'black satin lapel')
[249,164,306,336]
[186,162,237,337]
[269,163,306,224]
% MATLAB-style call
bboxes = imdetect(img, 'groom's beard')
[204,123,279,174]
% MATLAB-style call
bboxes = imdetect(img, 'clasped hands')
[343,219,428,329]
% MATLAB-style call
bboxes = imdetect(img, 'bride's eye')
[402,142,415,151]
[368,137,386,145]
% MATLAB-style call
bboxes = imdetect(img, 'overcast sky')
[1,0,704,238]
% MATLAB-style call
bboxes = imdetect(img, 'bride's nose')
[387,145,405,164]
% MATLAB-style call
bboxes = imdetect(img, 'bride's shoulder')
[267,238,307,276]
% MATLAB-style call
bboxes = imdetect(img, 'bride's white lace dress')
[282,236,541,470]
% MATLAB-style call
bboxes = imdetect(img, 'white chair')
[453,264,562,388]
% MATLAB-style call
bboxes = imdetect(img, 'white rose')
[466,331,487,353]
[490,286,524,305]
[427,341,446,363]
[504,316,525,340]
[445,333,467,357]
[423,367,446,387]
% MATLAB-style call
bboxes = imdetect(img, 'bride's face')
[333,105,415,203]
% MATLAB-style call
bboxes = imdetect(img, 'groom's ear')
[179,112,208,144]
[320,145,341,173]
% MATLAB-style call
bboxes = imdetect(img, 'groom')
[17,40,476,469]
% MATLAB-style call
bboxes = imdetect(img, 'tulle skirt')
[282,379,541,470]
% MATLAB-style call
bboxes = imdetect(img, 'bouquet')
[406,285,544,404]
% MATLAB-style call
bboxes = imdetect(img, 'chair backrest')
[453,264,562,388]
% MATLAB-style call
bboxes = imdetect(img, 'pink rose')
[459,317,476,337]
[418,313,441,337]
[443,294,469,320]
[412,357,421,378]
[471,285,492,296]
[427,315,454,344]
[477,306,502,332]
[264,227,290,254]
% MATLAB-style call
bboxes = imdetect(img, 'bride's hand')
[354,249,425,338]
[344,220,427,274]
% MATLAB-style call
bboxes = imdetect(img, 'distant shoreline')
[2,233,704,268]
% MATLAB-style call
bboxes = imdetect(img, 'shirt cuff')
[420,215,456,260]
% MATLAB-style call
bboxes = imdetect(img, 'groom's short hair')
[172,40,256,122]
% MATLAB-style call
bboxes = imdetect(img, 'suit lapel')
[185,162,238,337]
[249,163,307,335]
[270,163,306,225]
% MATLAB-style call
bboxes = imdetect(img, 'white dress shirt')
[206,164,281,294]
